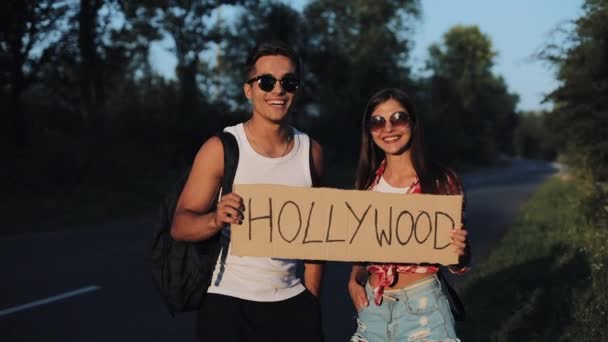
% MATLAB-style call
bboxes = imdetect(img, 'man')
[170,41,325,342]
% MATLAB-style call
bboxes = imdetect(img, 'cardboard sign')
[230,184,463,265]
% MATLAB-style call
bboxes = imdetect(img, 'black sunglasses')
[246,74,300,93]
[367,111,412,133]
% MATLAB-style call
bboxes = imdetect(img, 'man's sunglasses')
[367,111,413,133]
[246,74,300,93]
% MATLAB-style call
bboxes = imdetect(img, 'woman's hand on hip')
[348,279,369,312]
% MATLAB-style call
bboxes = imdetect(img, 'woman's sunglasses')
[246,74,300,93]
[367,111,412,133]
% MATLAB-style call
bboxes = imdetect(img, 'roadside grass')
[457,177,608,341]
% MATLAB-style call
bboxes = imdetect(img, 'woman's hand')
[450,227,468,256]
[213,192,244,229]
[348,279,368,312]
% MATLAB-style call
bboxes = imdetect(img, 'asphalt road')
[0,159,557,342]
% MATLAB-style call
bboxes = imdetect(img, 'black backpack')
[150,132,239,317]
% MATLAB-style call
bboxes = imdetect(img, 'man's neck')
[247,116,291,140]
[244,118,293,157]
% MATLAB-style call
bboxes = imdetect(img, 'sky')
[150,0,584,112]
[409,0,584,111]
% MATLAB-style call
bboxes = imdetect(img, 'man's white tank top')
[207,123,312,302]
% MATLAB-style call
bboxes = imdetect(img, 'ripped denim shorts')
[351,275,460,342]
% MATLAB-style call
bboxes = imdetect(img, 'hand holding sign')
[451,228,468,256]
[215,192,244,228]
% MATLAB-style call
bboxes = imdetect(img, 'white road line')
[0,285,101,317]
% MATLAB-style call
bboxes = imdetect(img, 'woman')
[349,88,470,342]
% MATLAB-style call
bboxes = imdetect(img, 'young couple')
[170,41,470,342]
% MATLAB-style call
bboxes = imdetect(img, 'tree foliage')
[513,111,557,160]
[0,0,71,152]
[118,0,252,153]
[543,0,608,182]
[1,0,527,196]
[423,25,519,165]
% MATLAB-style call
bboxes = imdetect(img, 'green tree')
[121,1,249,120]
[542,0,608,182]
[424,25,518,165]
[513,111,557,160]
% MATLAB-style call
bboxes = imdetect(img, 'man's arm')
[170,136,243,242]
[304,138,325,297]
[304,261,324,297]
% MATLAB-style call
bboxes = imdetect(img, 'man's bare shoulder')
[191,135,224,179]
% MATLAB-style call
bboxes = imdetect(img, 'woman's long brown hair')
[355,88,461,195]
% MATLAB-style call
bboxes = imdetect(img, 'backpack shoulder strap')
[308,136,320,187]
[218,131,239,195]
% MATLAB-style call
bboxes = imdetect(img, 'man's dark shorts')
[197,290,323,342]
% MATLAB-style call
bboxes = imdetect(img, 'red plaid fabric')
[366,160,469,305]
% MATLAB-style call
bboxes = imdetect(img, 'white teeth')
[384,136,399,142]
[269,100,285,105]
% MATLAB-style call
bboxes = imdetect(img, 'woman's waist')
[369,271,437,290]
[367,274,441,304]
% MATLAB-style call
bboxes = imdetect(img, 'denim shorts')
[351,275,460,342]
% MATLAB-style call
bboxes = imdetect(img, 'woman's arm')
[348,264,369,310]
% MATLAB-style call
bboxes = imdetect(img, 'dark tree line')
[1,0,524,194]
[541,0,608,183]
[1,0,70,153]
[513,111,557,161]
[537,0,608,228]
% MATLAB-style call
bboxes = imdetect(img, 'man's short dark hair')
[244,41,301,81]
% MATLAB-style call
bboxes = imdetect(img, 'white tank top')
[374,176,408,194]
[207,123,312,301]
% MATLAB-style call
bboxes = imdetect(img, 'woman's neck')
[383,152,416,187]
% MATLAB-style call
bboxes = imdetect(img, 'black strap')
[218,132,239,195]
[213,132,239,286]
[308,136,319,187]
[438,270,466,321]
